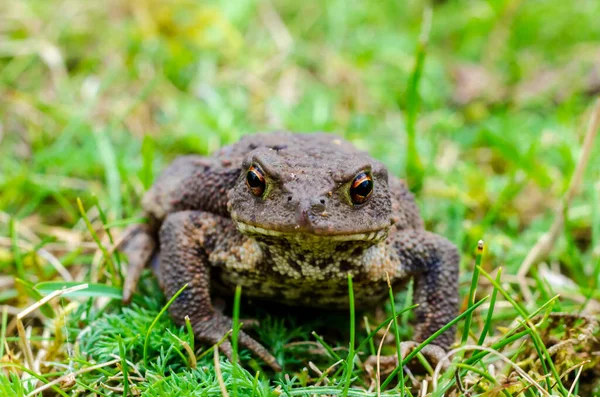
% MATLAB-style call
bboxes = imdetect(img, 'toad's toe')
[193,312,281,372]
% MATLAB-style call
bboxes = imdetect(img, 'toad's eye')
[350,172,373,205]
[246,165,266,197]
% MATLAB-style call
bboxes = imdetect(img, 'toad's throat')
[234,221,387,242]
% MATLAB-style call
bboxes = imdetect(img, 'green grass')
[1,0,600,395]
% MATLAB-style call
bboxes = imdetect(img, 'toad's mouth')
[234,221,388,242]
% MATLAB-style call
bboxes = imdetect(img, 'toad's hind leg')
[121,224,156,304]
[159,210,281,372]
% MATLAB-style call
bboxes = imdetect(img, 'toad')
[122,132,459,371]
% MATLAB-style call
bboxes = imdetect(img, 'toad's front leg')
[398,230,459,347]
[390,229,460,364]
[158,210,281,371]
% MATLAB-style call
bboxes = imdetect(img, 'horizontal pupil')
[353,180,372,196]
[247,171,263,187]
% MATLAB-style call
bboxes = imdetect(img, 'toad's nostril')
[310,196,327,213]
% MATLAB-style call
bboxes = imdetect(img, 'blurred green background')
[1,0,600,393]
[2,0,599,270]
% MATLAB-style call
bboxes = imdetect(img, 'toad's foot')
[194,312,281,372]
[364,342,449,377]
[120,224,156,304]
[158,211,281,372]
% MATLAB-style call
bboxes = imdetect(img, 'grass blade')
[185,315,195,353]
[0,307,7,360]
[341,274,356,397]
[381,295,489,390]
[9,218,25,280]
[462,240,484,344]
[232,285,242,397]
[77,198,119,286]
[141,135,155,189]
[93,128,122,220]
[362,316,376,357]
[35,281,125,300]
[355,305,419,354]
[116,335,129,397]
[15,278,55,319]
[477,267,501,345]
[312,331,343,362]
[386,272,404,393]
[477,266,569,396]
[404,7,431,192]
[143,283,188,368]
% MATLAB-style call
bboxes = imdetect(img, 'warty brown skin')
[122,132,460,371]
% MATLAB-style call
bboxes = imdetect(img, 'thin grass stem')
[77,198,119,286]
[342,274,356,397]
[462,240,484,344]
[477,266,569,395]
[9,218,25,280]
[363,316,376,357]
[143,283,188,367]
[386,272,405,393]
[232,285,242,397]
[116,335,129,397]
[381,296,489,390]
[355,305,419,354]
[477,267,501,345]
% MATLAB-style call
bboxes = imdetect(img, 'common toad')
[122,133,459,371]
